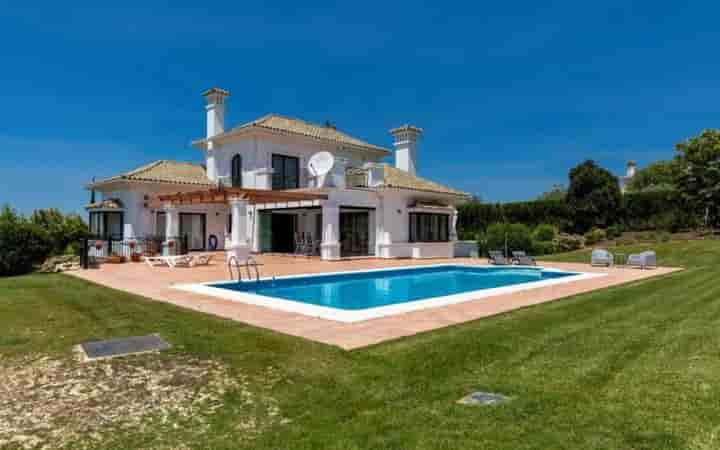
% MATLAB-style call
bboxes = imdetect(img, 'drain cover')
[77,334,171,361]
[458,391,512,406]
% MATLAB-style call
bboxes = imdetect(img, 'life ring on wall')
[208,234,219,250]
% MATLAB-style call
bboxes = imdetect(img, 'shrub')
[476,231,488,257]
[30,208,88,256]
[533,224,556,242]
[557,234,584,252]
[606,224,624,239]
[0,206,51,276]
[583,228,607,246]
[657,231,671,243]
[457,229,477,241]
[532,240,558,256]
[616,237,637,246]
[485,223,533,255]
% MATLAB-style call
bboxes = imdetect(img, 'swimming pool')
[175,264,600,322]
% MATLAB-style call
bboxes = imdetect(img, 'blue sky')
[2,1,720,215]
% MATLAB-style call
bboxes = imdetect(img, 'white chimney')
[202,87,229,139]
[201,88,229,183]
[390,125,423,175]
[626,160,637,178]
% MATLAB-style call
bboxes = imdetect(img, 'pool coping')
[173,264,607,323]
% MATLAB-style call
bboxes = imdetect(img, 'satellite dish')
[308,151,335,187]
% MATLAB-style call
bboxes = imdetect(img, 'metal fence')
[79,235,189,269]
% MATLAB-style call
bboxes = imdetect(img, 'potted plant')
[108,252,125,264]
[128,240,142,262]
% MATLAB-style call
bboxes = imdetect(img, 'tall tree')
[626,160,679,192]
[566,160,622,233]
[675,129,720,227]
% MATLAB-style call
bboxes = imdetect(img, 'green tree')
[675,129,720,227]
[626,160,679,192]
[537,184,567,201]
[30,208,88,255]
[0,206,50,276]
[566,160,622,233]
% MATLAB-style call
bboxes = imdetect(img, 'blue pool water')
[211,265,577,311]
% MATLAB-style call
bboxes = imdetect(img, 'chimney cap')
[202,87,230,105]
[202,87,230,97]
[389,124,423,136]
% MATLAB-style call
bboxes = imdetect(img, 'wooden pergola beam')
[156,187,328,205]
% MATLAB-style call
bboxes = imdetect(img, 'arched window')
[231,154,242,187]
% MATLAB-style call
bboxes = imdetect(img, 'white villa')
[86,88,469,261]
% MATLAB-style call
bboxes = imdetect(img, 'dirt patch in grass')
[0,352,271,449]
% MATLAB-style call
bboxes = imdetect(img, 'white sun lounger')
[189,253,213,267]
[144,255,194,268]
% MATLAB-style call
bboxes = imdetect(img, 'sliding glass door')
[179,213,206,251]
[340,212,369,257]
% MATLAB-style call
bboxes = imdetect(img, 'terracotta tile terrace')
[69,254,681,350]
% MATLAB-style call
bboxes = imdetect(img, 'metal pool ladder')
[227,255,261,282]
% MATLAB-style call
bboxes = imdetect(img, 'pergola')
[156,186,328,205]
[155,187,334,260]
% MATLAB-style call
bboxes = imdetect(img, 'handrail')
[227,255,242,281]
[228,255,261,282]
[245,256,260,282]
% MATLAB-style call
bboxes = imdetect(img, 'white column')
[164,202,179,255]
[375,196,389,258]
[251,206,261,253]
[450,208,459,241]
[320,201,341,260]
[227,196,250,262]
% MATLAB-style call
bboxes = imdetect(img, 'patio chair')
[311,239,321,256]
[591,248,614,267]
[626,251,657,269]
[512,251,536,266]
[488,250,510,265]
[294,233,308,256]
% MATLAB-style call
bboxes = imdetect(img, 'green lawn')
[2,240,720,449]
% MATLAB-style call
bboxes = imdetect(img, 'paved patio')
[69,254,681,349]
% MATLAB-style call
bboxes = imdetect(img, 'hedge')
[622,190,698,231]
[457,200,569,232]
[458,190,697,235]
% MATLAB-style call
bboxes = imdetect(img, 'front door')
[340,212,369,257]
[179,213,206,251]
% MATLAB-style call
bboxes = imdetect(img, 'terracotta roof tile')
[382,165,468,197]
[90,160,213,187]
[196,114,391,155]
